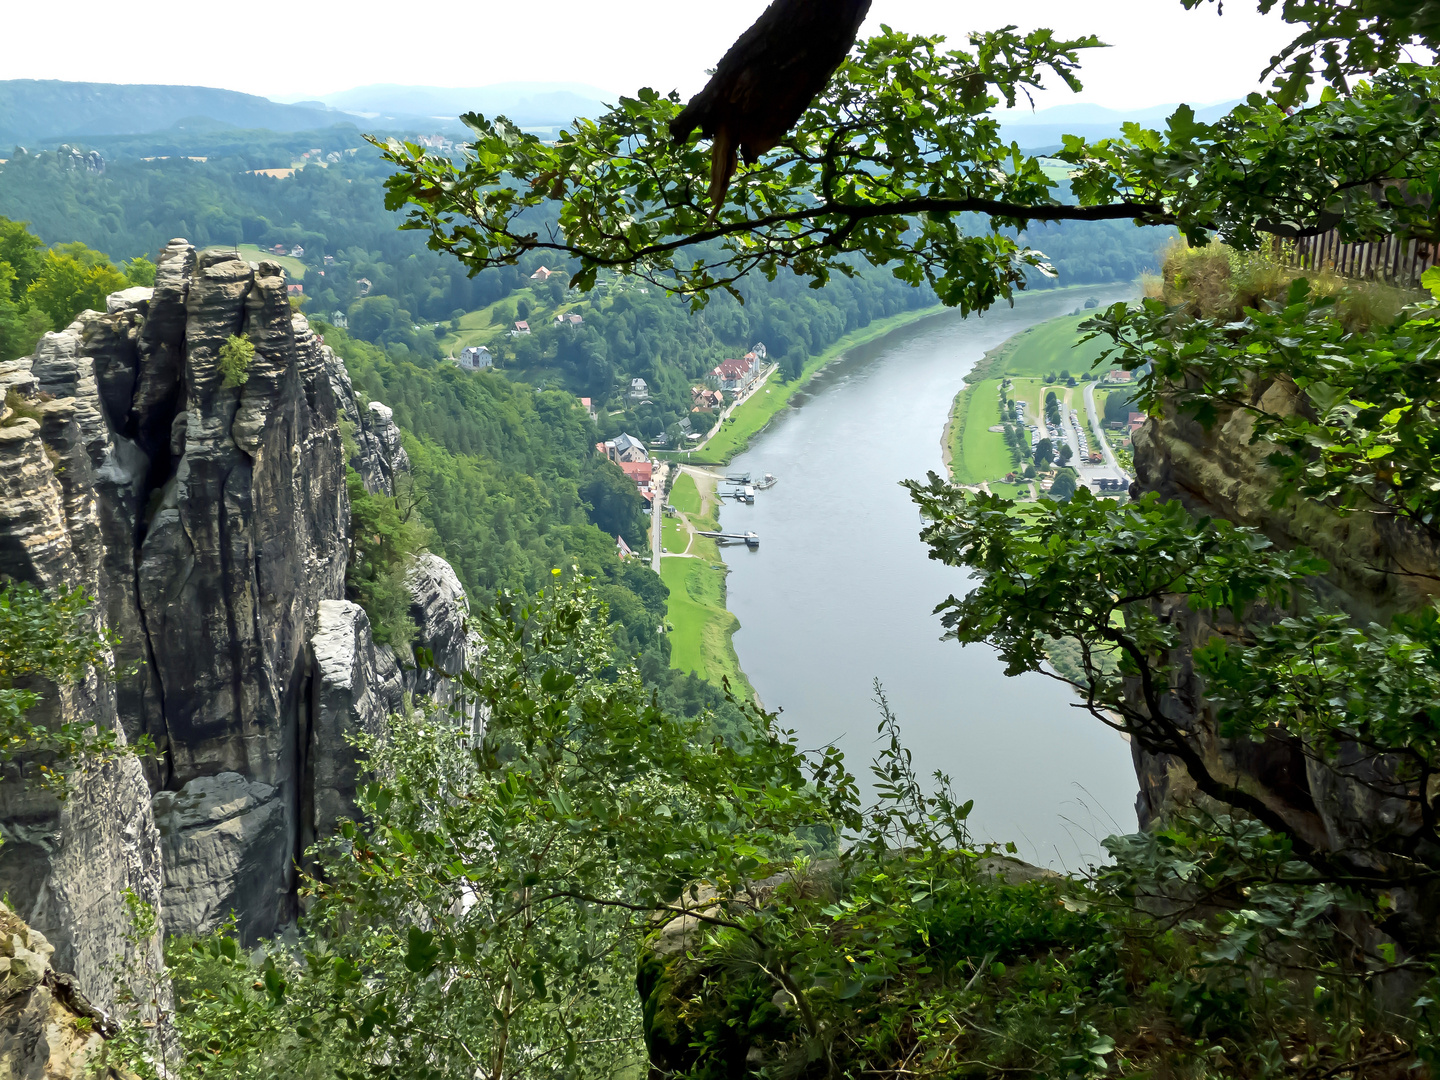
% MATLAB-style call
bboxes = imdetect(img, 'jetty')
[698,530,760,548]
[722,484,756,504]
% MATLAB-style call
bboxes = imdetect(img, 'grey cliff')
[0,241,474,1002]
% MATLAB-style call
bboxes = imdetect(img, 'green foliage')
[377,27,1110,311]
[123,255,157,286]
[216,333,254,389]
[24,244,128,328]
[156,579,849,1079]
[129,583,1434,1078]
[1060,67,1440,253]
[1181,0,1440,105]
[345,472,427,651]
[0,219,131,359]
[1088,283,1440,534]
[1101,387,1135,424]
[0,580,137,791]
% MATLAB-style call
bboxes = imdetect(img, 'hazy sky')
[5,0,1299,111]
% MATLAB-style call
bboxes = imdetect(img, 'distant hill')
[308,82,615,129]
[0,80,357,145]
[996,100,1240,149]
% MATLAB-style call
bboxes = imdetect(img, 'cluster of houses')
[597,433,655,503]
[269,243,306,258]
[710,343,768,393]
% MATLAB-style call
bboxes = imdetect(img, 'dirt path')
[658,464,724,561]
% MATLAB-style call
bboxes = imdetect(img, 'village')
[594,342,771,508]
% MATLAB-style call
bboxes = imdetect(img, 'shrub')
[346,470,427,651]
[1149,237,1421,330]
[218,334,255,388]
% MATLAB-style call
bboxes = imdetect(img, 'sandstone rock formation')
[0,241,474,997]
[1130,382,1440,943]
[0,904,124,1080]
[307,600,403,843]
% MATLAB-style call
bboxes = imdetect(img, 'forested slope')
[0,137,1167,444]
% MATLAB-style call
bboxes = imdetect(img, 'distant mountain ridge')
[0,80,617,148]
[0,78,1239,152]
[305,82,616,130]
[0,80,356,144]
[996,99,1241,149]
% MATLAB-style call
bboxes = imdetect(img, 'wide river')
[718,285,1141,870]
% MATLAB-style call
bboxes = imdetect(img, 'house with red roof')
[618,459,655,502]
[712,354,757,393]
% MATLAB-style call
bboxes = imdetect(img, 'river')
[718,285,1141,870]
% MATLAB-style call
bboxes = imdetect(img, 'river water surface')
[719,286,1140,869]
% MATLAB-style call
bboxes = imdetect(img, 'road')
[650,461,667,571]
[684,363,777,456]
[1082,380,1127,479]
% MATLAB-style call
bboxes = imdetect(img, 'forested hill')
[0,80,354,143]
[0,137,1168,448]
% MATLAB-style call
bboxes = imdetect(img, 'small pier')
[698,530,760,548]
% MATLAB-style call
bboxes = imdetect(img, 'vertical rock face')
[0,340,163,1014]
[1130,387,1440,941]
[0,240,475,990]
[307,600,403,845]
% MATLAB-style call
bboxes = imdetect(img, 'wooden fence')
[1279,231,1436,287]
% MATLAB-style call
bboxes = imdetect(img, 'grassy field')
[236,244,305,280]
[682,304,945,465]
[975,310,1117,381]
[660,470,751,694]
[944,301,1138,491]
[669,473,702,516]
[947,380,1017,485]
[988,481,1031,500]
[660,546,751,695]
[439,295,588,353]
[660,516,689,554]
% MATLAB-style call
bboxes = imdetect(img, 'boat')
[755,473,778,489]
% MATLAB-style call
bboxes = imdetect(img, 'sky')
[2,0,1299,112]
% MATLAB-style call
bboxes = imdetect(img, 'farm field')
[236,244,305,279]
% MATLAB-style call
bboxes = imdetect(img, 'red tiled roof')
[619,461,653,484]
[715,356,754,378]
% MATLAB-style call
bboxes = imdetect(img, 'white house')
[712,355,757,393]
[459,346,493,370]
[628,377,649,402]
